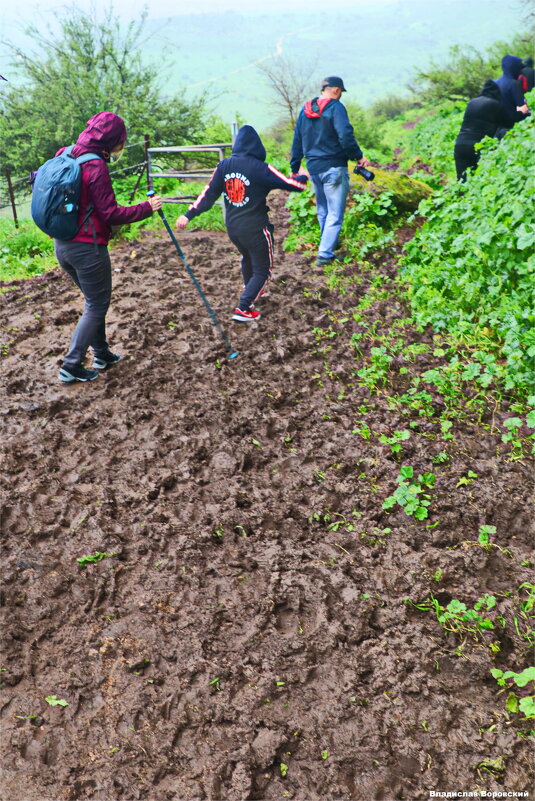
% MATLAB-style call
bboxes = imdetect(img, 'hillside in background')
[0,0,523,130]
[144,0,522,127]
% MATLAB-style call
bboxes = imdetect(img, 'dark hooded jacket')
[520,57,534,92]
[455,80,509,145]
[184,125,306,232]
[495,55,528,129]
[290,97,363,176]
[56,112,152,245]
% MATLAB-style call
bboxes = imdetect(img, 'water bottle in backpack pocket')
[31,146,101,239]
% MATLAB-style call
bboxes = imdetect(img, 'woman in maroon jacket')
[55,112,162,383]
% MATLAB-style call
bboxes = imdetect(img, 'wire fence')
[1,129,237,227]
[0,138,150,227]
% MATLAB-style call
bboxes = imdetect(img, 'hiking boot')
[316,254,344,266]
[93,350,122,370]
[59,364,99,383]
[232,307,261,322]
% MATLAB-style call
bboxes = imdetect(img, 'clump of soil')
[1,194,533,801]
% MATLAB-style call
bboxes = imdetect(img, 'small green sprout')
[76,551,115,569]
[45,695,69,707]
[478,524,497,545]
[280,763,288,777]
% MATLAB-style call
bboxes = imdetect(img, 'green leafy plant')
[478,524,497,546]
[382,465,435,520]
[490,666,535,719]
[456,470,478,487]
[401,111,535,394]
[379,428,411,453]
[411,593,498,639]
[76,551,115,568]
[45,695,69,707]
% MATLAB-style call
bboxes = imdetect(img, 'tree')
[257,55,318,127]
[409,34,533,103]
[0,6,207,176]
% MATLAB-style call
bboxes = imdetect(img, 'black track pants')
[228,223,274,311]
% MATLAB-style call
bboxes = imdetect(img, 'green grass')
[0,219,57,281]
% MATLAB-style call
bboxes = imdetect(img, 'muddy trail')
[1,194,533,801]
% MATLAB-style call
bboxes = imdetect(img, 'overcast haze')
[0,0,525,129]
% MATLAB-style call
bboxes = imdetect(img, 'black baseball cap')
[321,76,346,92]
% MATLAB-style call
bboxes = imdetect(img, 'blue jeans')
[54,240,112,368]
[310,166,350,260]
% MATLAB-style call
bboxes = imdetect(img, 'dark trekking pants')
[454,143,480,182]
[228,223,274,311]
[54,240,112,368]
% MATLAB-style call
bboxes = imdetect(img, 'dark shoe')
[317,254,345,266]
[93,350,121,370]
[59,364,99,383]
[232,307,261,322]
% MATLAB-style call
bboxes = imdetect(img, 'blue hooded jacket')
[185,125,306,232]
[495,55,527,128]
[290,97,363,176]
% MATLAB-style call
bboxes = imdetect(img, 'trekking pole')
[147,191,239,360]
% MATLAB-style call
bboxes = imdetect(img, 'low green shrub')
[401,108,535,393]
[0,219,56,281]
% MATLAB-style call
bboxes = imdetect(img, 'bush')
[0,219,56,281]
[404,104,465,181]
[401,108,535,392]
[344,102,383,151]
[368,94,418,123]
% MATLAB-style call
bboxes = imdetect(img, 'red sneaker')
[232,307,261,322]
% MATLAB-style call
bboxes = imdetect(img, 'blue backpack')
[31,145,102,239]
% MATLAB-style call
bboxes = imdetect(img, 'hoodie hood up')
[73,112,127,161]
[232,125,266,161]
[501,55,523,79]
[480,79,501,101]
[304,97,333,118]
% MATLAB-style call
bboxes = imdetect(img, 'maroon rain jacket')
[56,112,152,245]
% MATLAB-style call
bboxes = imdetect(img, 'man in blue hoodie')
[176,125,307,322]
[290,76,370,266]
[495,55,530,134]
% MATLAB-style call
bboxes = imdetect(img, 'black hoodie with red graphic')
[185,125,306,233]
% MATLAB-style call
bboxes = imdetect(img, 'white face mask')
[111,145,125,162]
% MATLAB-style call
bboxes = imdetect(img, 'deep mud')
[1,195,533,801]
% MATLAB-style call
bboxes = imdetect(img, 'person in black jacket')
[520,57,534,92]
[176,125,307,322]
[454,80,509,181]
[495,54,529,133]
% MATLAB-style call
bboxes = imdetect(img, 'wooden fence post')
[5,168,19,229]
